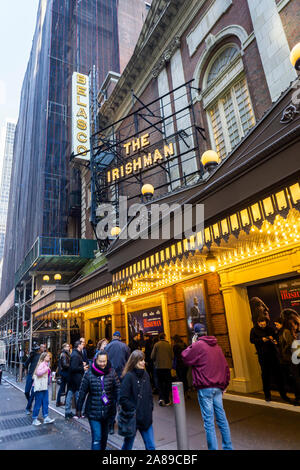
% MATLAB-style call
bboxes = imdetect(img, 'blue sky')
[0,0,39,132]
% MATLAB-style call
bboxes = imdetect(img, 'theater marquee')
[72,72,90,161]
[106,133,175,183]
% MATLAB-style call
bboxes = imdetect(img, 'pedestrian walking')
[65,340,89,418]
[105,331,130,434]
[94,338,109,358]
[144,335,154,388]
[150,332,173,406]
[56,343,70,406]
[182,323,233,450]
[86,339,96,363]
[80,337,88,366]
[151,335,159,394]
[172,335,189,397]
[250,315,289,402]
[23,343,46,415]
[31,352,55,426]
[129,333,142,353]
[76,351,120,450]
[119,350,155,450]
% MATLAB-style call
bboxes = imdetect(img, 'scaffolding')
[71,79,206,251]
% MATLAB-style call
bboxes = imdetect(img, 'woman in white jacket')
[32,352,55,426]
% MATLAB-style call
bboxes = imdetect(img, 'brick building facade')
[26,0,300,395]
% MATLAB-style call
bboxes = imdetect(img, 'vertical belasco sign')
[72,72,90,161]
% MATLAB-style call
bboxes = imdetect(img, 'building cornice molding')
[98,0,205,127]
[151,36,181,78]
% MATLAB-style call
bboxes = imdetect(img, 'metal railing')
[15,236,98,285]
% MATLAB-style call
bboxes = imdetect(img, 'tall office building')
[0,0,150,304]
[0,120,16,260]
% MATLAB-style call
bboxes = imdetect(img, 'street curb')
[223,392,300,412]
[2,377,120,450]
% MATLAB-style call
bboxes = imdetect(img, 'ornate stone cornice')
[151,36,181,77]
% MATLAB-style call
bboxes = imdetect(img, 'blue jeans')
[32,390,49,419]
[197,388,233,450]
[89,419,109,450]
[122,425,155,450]
[25,374,35,411]
[65,389,79,415]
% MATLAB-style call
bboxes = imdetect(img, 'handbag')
[117,406,136,437]
[118,374,145,437]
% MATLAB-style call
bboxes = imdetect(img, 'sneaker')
[25,409,31,415]
[65,412,75,419]
[158,399,165,407]
[32,419,41,426]
[44,416,55,424]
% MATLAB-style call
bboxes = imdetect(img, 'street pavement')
[0,379,92,450]
[1,371,300,450]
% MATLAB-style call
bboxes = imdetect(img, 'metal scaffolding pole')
[29,275,35,351]
[15,289,21,376]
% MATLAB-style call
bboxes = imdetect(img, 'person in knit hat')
[76,351,120,450]
[182,325,233,450]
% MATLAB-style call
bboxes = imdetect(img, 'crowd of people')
[249,299,300,405]
[22,304,300,451]
[22,327,234,451]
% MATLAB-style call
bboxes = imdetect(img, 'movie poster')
[247,277,300,324]
[183,283,208,343]
[127,306,164,342]
[278,278,300,315]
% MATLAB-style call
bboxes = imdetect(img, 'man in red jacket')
[182,324,233,450]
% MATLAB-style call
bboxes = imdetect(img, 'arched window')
[203,45,255,160]
[207,46,238,86]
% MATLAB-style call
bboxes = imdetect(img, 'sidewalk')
[3,371,300,450]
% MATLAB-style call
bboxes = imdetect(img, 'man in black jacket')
[105,331,130,434]
[23,342,46,414]
[250,315,290,402]
[56,343,70,406]
[65,340,88,418]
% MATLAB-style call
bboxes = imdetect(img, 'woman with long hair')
[95,338,109,356]
[119,350,155,450]
[76,351,120,450]
[32,352,55,425]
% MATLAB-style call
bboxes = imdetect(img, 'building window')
[203,46,255,160]
[207,47,238,86]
